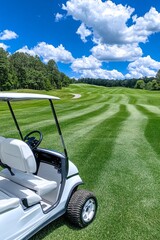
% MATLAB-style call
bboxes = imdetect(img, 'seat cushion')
[0,169,57,196]
[0,176,41,207]
[0,189,20,213]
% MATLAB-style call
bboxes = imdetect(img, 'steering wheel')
[24,130,43,149]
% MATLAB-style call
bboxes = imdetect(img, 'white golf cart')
[0,93,97,240]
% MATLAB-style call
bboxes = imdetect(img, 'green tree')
[156,69,160,84]
[151,79,159,90]
[0,49,72,91]
[61,73,72,87]
[146,81,153,90]
[0,48,17,90]
[46,60,63,89]
[9,52,28,88]
[46,60,57,88]
[0,48,9,90]
[134,80,145,89]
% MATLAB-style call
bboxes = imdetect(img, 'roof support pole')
[7,101,23,140]
[49,99,68,160]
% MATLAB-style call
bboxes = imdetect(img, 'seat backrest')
[0,138,36,173]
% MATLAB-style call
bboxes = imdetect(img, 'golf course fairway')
[0,84,160,240]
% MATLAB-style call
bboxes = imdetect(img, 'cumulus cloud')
[0,29,18,40]
[62,0,160,45]
[62,0,133,44]
[17,45,36,56]
[0,43,9,50]
[71,55,124,79]
[79,68,124,80]
[33,42,74,63]
[71,54,160,80]
[55,13,64,22]
[71,55,101,71]
[76,23,92,42]
[91,43,142,61]
[61,0,160,79]
[126,56,160,78]
[125,7,160,43]
[17,42,74,63]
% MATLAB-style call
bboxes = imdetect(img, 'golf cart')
[0,93,97,240]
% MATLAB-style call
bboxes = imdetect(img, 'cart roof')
[0,92,60,101]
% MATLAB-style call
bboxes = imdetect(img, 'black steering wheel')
[24,130,43,149]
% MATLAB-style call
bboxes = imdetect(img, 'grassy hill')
[1,84,160,240]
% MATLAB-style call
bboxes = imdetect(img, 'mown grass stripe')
[77,104,129,186]
[93,104,160,240]
[63,103,120,158]
[137,104,160,158]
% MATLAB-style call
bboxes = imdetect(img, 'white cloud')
[17,45,36,56]
[62,0,134,44]
[76,23,92,42]
[62,0,160,45]
[126,56,160,78]
[55,13,64,22]
[0,29,18,40]
[0,43,9,50]
[17,42,74,63]
[71,55,124,79]
[79,68,124,80]
[71,55,101,72]
[125,7,160,43]
[62,0,160,79]
[34,42,74,63]
[71,54,160,80]
[91,43,142,61]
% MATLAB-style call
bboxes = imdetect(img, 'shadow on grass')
[31,215,81,240]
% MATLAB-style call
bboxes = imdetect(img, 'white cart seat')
[0,138,36,173]
[0,176,41,207]
[0,138,57,196]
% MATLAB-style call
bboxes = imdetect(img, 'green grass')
[1,84,160,240]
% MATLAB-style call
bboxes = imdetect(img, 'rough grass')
[1,84,160,240]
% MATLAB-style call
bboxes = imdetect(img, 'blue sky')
[0,0,160,80]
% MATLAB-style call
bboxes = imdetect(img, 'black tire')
[66,189,97,228]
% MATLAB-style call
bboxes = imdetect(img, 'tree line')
[1,47,160,91]
[78,70,160,90]
[0,47,74,91]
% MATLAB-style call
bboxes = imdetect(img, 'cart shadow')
[31,215,81,240]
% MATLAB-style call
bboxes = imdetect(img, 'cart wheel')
[66,189,97,228]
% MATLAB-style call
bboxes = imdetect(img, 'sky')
[0,0,160,80]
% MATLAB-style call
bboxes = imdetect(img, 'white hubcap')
[82,198,96,223]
